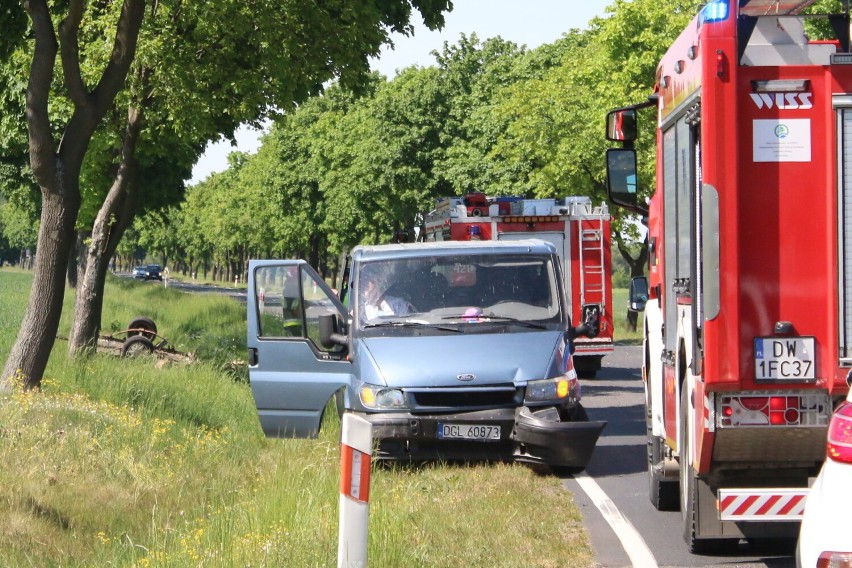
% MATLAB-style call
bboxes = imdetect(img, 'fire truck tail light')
[827,401,852,464]
[719,393,829,427]
[817,551,852,568]
[740,397,768,411]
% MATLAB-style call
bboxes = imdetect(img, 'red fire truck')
[423,192,613,377]
[604,0,851,552]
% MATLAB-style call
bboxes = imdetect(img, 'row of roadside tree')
[0,0,708,387]
[115,0,705,286]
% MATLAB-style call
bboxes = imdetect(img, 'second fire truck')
[423,192,614,377]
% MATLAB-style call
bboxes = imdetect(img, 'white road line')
[574,471,658,568]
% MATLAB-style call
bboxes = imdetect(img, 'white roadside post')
[338,413,373,568]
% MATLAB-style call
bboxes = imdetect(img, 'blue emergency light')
[700,0,729,23]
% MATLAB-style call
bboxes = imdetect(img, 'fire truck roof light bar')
[752,79,810,92]
[700,0,729,23]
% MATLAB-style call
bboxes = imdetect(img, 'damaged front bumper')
[358,406,606,470]
[512,407,606,469]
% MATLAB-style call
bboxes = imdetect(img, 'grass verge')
[611,287,644,345]
[0,268,595,567]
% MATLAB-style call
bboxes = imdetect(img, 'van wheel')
[550,465,585,476]
[334,389,346,419]
[574,356,600,379]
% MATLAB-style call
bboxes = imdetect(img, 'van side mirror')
[606,109,638,142]
[319,312,348,348]
[629,276,649,312]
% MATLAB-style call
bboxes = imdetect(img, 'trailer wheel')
[127,316,157,340]
[121,335,155,358]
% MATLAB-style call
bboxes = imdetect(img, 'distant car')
[796,391,852,567]
[145,264,163,280]
[132,266,148,279]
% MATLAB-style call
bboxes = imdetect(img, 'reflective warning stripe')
[340,444,371,503]
[703,394,714,432]
[718,489,808,521]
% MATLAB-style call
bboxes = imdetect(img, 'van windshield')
[356,253,563,331]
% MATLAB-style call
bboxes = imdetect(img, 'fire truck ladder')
[578,219,606,308]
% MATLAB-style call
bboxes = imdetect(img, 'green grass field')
[611,287,644,345]
[0,268,597,567]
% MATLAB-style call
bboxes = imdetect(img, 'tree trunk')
[615,233,649,333]
[66,231,84,289]
[309,233,321,273]
[2,187,79,389]
[69,106,143,354]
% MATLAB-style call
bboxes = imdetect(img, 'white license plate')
[437,423,501,441]
[754,337,815,381]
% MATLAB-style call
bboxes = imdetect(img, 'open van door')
[247,260,352,438]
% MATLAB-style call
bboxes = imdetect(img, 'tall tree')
[0,0,453,389]
[1,0,146,389]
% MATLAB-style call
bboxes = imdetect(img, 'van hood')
[356,331,564,388]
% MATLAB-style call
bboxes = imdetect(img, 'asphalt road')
[564,345,798,568]
[125,273,249,302]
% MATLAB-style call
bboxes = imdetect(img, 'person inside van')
[361,264,412,320]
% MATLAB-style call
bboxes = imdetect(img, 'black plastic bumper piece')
[512,407,606,468]
[358,406,606,469]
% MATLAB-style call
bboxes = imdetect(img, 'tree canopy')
[145,0,703,281]
[0,0,454,387]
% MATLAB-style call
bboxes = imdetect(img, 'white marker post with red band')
[338,413,372,568]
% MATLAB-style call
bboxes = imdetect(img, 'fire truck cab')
[423,193,614,378]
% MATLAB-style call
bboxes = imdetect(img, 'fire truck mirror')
[606,148,638,209]
[628,276,648,312]
[606,108,637,142]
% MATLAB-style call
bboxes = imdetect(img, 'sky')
[189,0,613,185]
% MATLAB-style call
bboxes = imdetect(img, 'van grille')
[411,386,520,408]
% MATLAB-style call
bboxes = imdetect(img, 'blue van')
[246,240,605,472]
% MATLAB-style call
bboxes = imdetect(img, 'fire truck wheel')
[121,335,156,358]
[127,316,157,340]
[679,386,737,553]
[648,434,679,511]
[680,386,703,551]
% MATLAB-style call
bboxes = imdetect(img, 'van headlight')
[524,375,579,403]
[359,385,406,409]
